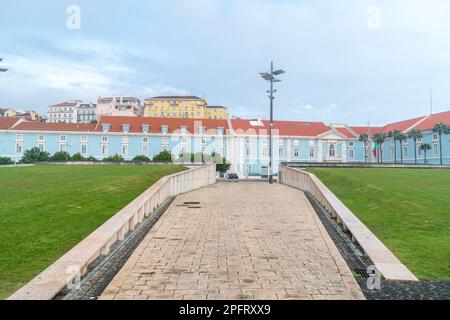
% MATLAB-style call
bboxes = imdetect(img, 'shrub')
[103,154,124,162]
[51,151,71,161]
[152,150,172,162]
[0,156,14,165]
[70,153,86,161]
[20,147,51,164]
[132,155,151,162]
[87,156,97,161]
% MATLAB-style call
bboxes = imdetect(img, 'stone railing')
[279,165,418,281]
[8,164,216,300]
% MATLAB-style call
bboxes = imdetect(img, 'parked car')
[227,173,239,182]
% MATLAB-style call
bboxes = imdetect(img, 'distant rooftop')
[150,96,203,100]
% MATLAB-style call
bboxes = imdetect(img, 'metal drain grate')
[187,206,201,209]
[353,268,370,279]
[183,202,200,205]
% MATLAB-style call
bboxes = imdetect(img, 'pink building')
[96,96,141,118]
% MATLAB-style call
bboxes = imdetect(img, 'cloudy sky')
[1,0,449,125]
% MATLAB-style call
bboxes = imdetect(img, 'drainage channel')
[56,197,176,300]
[305,191,450,300]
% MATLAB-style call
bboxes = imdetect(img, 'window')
[262,147,268,157]
[349,142,354,147]
[293,147,299,158]
[162,145,168,151]
[391,146,395,158]
[201,146,206,153]
[245,165,251,174]
[201,137,206,145]
[122,144,129,156]
[349,148,354,159]
[38,143,44,152]
[16,143,23,154]
[418,146,423,156]
[309,146,315,158]
[329,144,335,157]
[142,137,149,144]
[245,137,251,145]
[102,144,108,156]
[161,137,169,145]
[102,136,108,143]
[417,137,423,143]
[122,136,129,144]
[81,144,87,155]
[60,144,67,152]
[60,135,66,142]
[38,135,45,141]
[403,146,408,157]
[433,144,438,156]
[16,134,23,141]
[80,135,87,142]
[279,147,284,157]
[246,147,252,157]
[293,140,299,146]
[181,136,187,144]
[433,133,438,140]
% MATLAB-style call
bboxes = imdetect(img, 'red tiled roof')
[350,126,383,137]
[381,116,426,133]
[49,101,79,107]
[0,117,20,129]
[413,110,450,131]
[231,119,330,136]
[333,127,357,138]
[96,116,228,134]
[13,121,96,132]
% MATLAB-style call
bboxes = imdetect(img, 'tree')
[389,130,402,163]
[359,133,369,163]
[152,150,172,162]
[133,155,151,162]
[397,132,407,164]
[51,151,71,161]
[432,123,449,165]
[420,143,431,164]
[0,156,14,165]
[211,152,231,173]
[20,147,50,163]
[373,133,387,163]
[70,153,86,161]
[408,129,423,164]
[103,154,124,162]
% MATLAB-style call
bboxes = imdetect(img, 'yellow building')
[144,96,228,120]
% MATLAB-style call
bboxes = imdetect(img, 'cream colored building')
[144,96,228,119]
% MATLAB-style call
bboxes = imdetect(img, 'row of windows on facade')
[14,141,223,157]
[147,111,224,119]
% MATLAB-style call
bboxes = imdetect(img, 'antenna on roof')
[429,89,433,115]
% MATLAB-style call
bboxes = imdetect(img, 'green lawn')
[0,164,186,299]
[308,168,450,280]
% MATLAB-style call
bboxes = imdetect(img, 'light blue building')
[1,111,449,177]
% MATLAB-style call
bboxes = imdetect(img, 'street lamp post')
[0,58,8,72]
[260,61,285,184]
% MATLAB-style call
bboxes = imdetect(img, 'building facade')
[1,111,449,177]
[96,96,141,118]
[47,101,97,123]
[144,96,228,119]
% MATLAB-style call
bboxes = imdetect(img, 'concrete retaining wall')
[8,164,216,300]
[279,165,418,282]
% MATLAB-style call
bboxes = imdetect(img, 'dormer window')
[102,124,110,132]
[198,126,206,134]
[180,126,188,134]
[142,125,149,133]
[217,127,224,135]
[161,125,169,134]
[122,124,130,133]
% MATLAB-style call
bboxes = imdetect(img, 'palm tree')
[408,129,423,164]
[432,123,449,165]
[397,132,407,164]
[359,133,369,163]
[420,143,432,164]
[389,130,402,163]
[373,132,387,163]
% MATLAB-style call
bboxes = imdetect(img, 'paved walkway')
[100,183,364,300]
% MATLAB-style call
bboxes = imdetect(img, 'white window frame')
[81,144,87,155]
[293,147,299,158]
[101,144,108,156]
[16,143,23,154]
[122,144,129,156]
[309,146,315,158]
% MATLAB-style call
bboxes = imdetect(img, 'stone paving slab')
[100,182,365,300]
